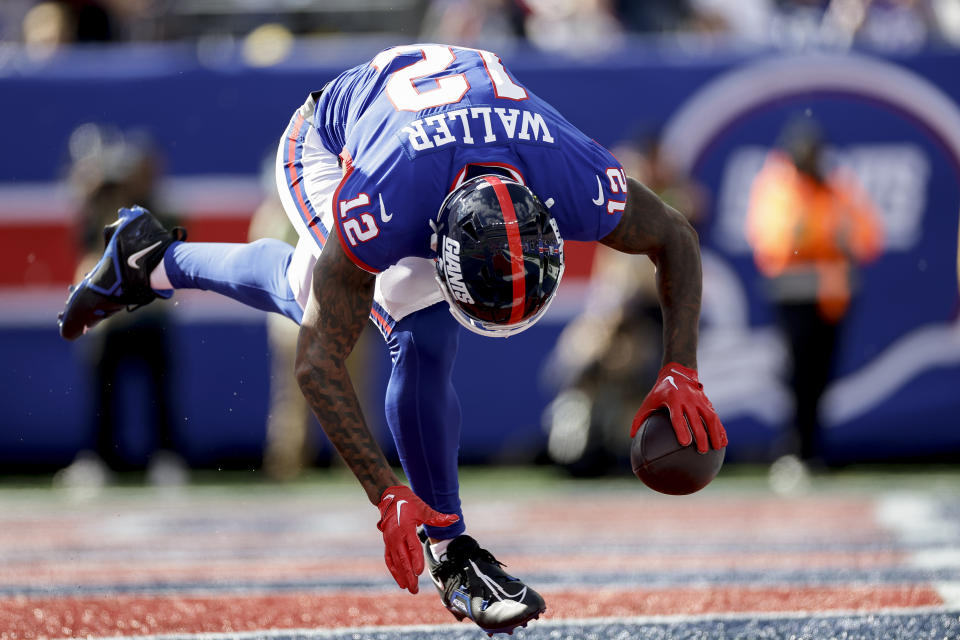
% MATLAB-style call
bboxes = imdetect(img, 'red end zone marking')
[0,591,455,639]
[545,585,944,619]
[516,497,887,540]
[0,585,942,638]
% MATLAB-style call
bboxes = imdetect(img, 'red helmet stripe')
[483,176,526,325]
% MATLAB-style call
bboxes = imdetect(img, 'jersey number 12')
[371,45,528,112]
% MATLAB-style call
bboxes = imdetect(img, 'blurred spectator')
[543,133,707,475]
[62,0,114,41]
[764,0,937,51]
[9,0,960,52]
[21,0,114,58]
[420,0,525,48]
[688,0,777,43]
[616,0,697,33]
[247,160,316,482]
[825,0,932,51]
[768,0,833,46]
[21,2,74,57]
[620,133,709,227]
[54,123,187,490]
[524,0,625,55]
[745,116,883,486]
[248,156,380,480]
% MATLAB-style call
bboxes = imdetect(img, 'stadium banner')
[1,42,957,466]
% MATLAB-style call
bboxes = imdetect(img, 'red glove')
[377,485,459,594]
[632,362,727,453]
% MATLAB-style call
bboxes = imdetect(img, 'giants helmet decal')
[432,174,564,338]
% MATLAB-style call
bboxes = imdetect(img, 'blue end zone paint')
[86,609,960,640]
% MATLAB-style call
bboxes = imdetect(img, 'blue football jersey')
[314,44,627,273]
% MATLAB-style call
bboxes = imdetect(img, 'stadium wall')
[1,41,958,468]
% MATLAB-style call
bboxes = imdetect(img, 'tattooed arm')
[294,236,399,505]
[295,238,460,590]
[603,177,726,451]
[600,176,702,370]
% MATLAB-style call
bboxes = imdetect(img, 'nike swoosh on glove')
[377,485,459,594]
[632,362,728,453]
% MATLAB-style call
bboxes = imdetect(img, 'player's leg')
[383,301,465,539]
[144,91,342,323]
[57,203,305,340]
[154,238,304,324]
[274,100,544,630]
[58,206,183,339]
[275,90,544,633]
[58,95,334,340]
[376,269,546,635]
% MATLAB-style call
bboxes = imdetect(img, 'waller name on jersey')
[398,107,556,155]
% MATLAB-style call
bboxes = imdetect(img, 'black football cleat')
[58,205,186,340]
[421,530,546,636]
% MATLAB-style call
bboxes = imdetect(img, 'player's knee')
[248,238,294,262]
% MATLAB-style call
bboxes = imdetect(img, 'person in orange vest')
[746,117,883,476]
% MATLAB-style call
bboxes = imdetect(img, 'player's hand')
[377,485,459,594]
[632,362,727,453]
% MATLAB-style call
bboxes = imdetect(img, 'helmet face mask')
[433,174,565,338]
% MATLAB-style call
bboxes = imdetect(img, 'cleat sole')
[479,606,545,636]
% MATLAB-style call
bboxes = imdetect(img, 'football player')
[58,44,727,636]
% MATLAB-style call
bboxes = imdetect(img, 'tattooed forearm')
[600,177,702,369]
[295,240,400,505]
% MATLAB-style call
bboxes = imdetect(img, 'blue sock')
[384,303,464,540]
[164,239,304,324]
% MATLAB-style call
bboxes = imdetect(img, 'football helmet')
[432,174,564,338]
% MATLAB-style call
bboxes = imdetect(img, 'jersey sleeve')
[332,153,437,273]
[537,137,626,242]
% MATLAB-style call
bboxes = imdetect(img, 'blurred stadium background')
[3,0,959,476]
[2,1,960,639]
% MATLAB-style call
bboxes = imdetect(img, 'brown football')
[630,410,725,495]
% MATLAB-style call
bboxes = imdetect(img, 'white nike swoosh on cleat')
[127,241,163,269]
[430,570,445,590]
[470,559,528,601]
